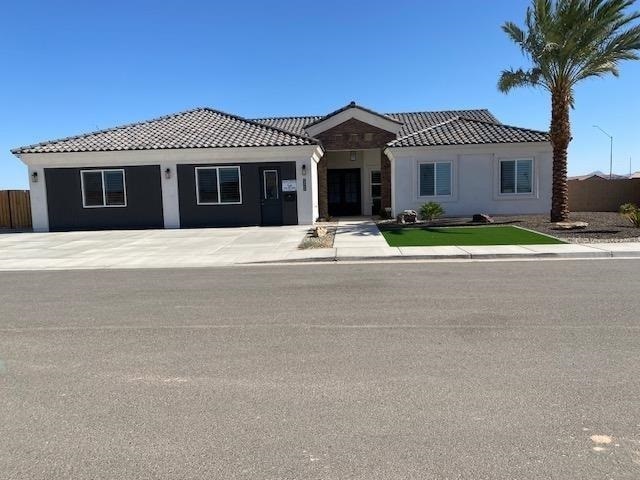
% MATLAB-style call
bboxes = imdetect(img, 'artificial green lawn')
[381,225,565,247]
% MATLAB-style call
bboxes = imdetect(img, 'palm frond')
[499,0,640,94]
[497,68,544,92]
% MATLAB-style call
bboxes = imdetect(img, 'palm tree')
[499,0,640,222]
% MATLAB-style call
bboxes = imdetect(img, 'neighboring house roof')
[387,117,549,147]
[568,171,629,180]
[12,107,318,154]
[253,108,501,139]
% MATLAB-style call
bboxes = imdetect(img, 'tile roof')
[13,105,548,155]
[12,107,318,154]
[253,108,501,139]
[387,117,549,147]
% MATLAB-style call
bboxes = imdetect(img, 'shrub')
[620,203,640,228]
[420,202,444,222]
[379,207,392,220]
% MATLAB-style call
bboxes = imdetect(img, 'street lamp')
[593,125,613,179]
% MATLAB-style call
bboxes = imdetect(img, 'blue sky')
[1,0,639,189]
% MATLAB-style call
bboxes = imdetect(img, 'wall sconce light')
[31,171,38,183]
[350,151,357,162]
[164,168,171,179]
[301,164,307,176]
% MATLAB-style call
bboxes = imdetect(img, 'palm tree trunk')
[549,88,571,222]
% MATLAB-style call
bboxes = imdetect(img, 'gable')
[315,118,397,150]
[304,103,403,138]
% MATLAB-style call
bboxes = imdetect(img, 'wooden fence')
[568,177,640,212]
[0,190,32,229]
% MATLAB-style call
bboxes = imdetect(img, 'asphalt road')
[1,260,639,479]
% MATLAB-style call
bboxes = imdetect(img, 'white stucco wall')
[387,143,553,217]
[26,166,49,232]
[17,145,322,231]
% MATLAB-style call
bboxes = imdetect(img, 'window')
[500,159,533,194]
[418,162,451,197]
[370,170,382,215]
[370,170,381,199]
[196,166,242,204]
[81,169,126,208]
[263,170,278,200]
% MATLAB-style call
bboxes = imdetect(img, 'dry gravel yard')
[378,212,640,243]
[496,212,640,242]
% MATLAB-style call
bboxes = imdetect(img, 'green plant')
[420,202,445,222]
[620,203,640,227]
[498,0,640,222]
[379,207,392,220]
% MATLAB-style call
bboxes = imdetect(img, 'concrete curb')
[247,249,632,265]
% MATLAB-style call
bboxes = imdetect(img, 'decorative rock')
[551,221,589,230]
[472,213,494,223]
[396,210,417,224]
[312,226,328,237]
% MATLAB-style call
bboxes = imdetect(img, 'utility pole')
[593,125,613,179]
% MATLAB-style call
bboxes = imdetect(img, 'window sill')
[495,193,538,201]
[416,195,455,202]
[82,204,127,209]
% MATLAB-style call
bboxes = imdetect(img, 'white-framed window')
[196,166,242,205]
[81,169,126,208]
[418,162,452,197]
[263,169,279,200]
[370,170,382,200]
[500,159,533,194]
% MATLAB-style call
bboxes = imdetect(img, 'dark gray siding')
[178,162,298,227]
[45,165,164,231]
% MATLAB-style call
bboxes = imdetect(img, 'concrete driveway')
[0,226,311,270]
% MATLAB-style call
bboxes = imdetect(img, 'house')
[11,102,551,232]
[568,171,628,181]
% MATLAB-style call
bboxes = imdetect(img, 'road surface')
[1,260,639,479]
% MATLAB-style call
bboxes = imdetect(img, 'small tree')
[420,202,444,222]
[620,203,640,227]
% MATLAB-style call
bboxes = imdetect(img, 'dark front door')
[260,168,283,225]
[328,168,361,216]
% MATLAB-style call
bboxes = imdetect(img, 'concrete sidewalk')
[1,220,639,271]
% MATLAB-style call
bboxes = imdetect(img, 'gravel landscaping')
[299,222,337,249]
[378,212,640,243]
[495,212,640,242]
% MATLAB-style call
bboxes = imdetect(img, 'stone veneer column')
[381,151,392,213]
[317,156,328,219]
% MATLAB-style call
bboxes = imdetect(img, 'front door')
[260,168,283,225]
[328,168,361,216]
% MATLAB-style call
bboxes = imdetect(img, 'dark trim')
[45,165,164,231]
[178,162,298,228]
